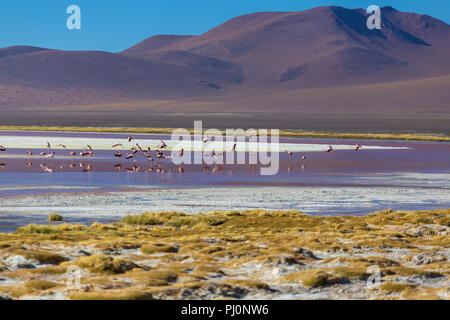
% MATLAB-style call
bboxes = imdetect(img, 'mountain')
[122,6,450,88]
[0,6,449,117]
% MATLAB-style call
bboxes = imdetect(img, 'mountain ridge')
[0,6,449,111]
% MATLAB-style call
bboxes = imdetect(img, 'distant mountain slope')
[122,6,450,88]
[0,6,449,110]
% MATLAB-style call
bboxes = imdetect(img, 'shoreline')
[0,184,449,233]
[1,126,449,142]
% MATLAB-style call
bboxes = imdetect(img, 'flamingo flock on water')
[0,137,362,173]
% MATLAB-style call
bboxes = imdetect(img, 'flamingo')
[326,145,333,153]
[203,136,210,143]
[301,155,306,161]
[179,148,184,157]
[112,143,122,148]
[26,151,33,156]
[286,150,293,156]
[25,162,33,168]
[354,144,361,151]
[43,167,54,173]
[44,152,55,159]
[125,153,134,160]
[159,140,167,149]
[0,146,6,152]
[46,142,51,149]
[127,136,133,142]
[114,151,122,157]
[156,150,164,158]
[0,163,5,170]
[69,152,77,156]
[231,143,237,152]
[40,152,47,156]
[143,153,153,161]
[59,144,67,149]
[114,164,122,171]
[83,164,93,172]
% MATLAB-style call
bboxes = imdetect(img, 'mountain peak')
[1,6,449,110]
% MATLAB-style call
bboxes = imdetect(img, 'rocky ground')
[0,209,448,300]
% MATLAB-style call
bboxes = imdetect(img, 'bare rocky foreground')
[0,209,448,300]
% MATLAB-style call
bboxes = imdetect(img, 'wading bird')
[0,146,6,152]
[354,144,361,151]
[83,164,93,172]
[112,143,122,148]
[144,153,153,161]
[159,140,167,149]
[286,150,293,156]
[114,151,122,157]
[127,136,133,142]
[326,146,334,152]
[156,150,165,159]
[44,152,55,159]
[43,167,54,173]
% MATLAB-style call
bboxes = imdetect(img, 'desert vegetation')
[0,209,448,300]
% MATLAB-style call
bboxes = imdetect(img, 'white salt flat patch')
[0,186,448,218]
[358,172,450,188]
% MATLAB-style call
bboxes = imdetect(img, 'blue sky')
[1,0,449,52]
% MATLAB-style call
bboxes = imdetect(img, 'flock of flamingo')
[0,135,362,173]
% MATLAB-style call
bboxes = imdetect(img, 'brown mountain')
[0,5,449,131]
[122,6,450,88]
